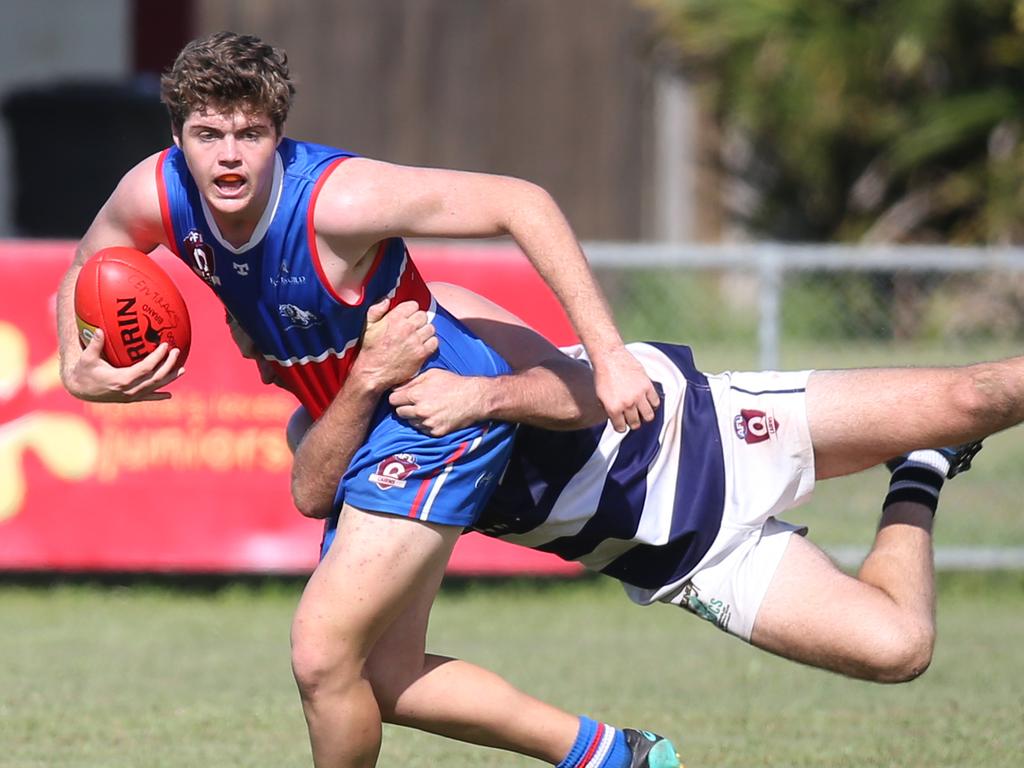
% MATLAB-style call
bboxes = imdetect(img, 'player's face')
[176,107,281,222]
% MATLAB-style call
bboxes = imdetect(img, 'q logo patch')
[183,230,221,287]
[733,409,779,444]
[368,453,420,490]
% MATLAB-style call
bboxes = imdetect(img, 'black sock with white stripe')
[884,450,950,515]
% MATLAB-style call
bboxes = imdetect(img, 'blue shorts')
[322,415,515,556]
[341,410,516,524]
[321,302,516,555]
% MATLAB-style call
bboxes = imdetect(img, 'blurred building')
[0,1,128,238]
[1,0,716,241]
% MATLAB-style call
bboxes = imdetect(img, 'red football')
[74,247,192,368]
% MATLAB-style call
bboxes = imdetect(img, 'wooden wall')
[195,0,662,240]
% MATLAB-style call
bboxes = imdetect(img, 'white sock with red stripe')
[556,716,630,768]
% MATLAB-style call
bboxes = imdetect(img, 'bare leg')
[750,498,935,682]
[291,503,579,767]
[291,505,461,767]
[806,361,1024,479]
[366,592,577,761]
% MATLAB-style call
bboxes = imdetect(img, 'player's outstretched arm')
[57,153,183,402]
[290,300,438,518]
[314,158,659,432]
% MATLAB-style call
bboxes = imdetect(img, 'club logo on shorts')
[369,454,419,490]
[680,583,731,630]
[182,230,221,286]
[733,409,779,444]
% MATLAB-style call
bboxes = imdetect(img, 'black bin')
[3,79,170,238]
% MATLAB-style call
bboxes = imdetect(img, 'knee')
[861,623,935,683]
[290,639,332,702]
[291,629,361,703]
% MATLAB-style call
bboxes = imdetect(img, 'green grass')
[799,428,1024,549]
[2,577,1022,767]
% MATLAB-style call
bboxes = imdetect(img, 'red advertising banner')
[0,240,581,575]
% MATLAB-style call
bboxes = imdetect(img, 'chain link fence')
[586,243,1024,567]
[588,243,1024,368]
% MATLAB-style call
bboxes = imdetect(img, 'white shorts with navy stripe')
[623,368,816,640]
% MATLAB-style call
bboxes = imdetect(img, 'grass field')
[6,277,1024,766]
[2,575,1022,767]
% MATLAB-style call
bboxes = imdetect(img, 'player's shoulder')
[113,151,166,208]
[97,150,167,242]
[122,149,166,179]
[312,155,394,236]
[318,155,392,193]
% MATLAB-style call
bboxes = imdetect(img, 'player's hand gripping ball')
[74,247,192,367]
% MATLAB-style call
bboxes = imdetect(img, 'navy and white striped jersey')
[472,342,727,590]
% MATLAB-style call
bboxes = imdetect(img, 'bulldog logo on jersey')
[369,454,420,490]
[182,230,221,286]
[733,409,779,444]
[279,303,322,330]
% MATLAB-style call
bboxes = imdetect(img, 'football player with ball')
[54,30,1024,768]
[57,30,677,768]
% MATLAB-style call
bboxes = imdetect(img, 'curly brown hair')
[160,31,296,136]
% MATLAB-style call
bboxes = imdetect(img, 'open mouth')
[214,174,246,194]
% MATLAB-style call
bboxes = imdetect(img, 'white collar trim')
[199,152,284,254]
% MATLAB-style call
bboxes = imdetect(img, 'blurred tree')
[644,0,1024,244]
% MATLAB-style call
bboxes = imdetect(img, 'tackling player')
[289,283,1003,696]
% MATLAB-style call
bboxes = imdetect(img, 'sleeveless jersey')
[159,138,515,526]
[472,342,726,590]
[157,137,486,418]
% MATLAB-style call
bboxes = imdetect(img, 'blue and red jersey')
[157,138,435,418]
[157,138,515,525]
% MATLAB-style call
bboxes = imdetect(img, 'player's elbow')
[291,477,332,519]
[503,179,558,234]
[539,401,603,431]
[293,496,331,519]
[522,360,604,431]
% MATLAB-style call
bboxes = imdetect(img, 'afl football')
[74,247,191,367]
